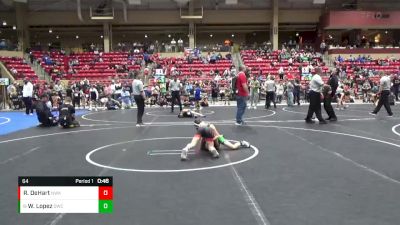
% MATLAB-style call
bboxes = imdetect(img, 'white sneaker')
[240,140,251,148]
[210,149,219,158]
[235,122,242,126]
[29,113,33,116]
[180,149,188,160]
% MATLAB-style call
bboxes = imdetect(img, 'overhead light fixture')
[144,34,148,38]
[231,34,235,37]
[49,29,52,33]
[210,34,213,37]
[56,35,59,39]
[385,30,388,34]
[100,35,103,39]
[296,32,299,37]
[76,35,79,39]
[12,25,16,30]
[168,34,171,38]
[2,21,7,26]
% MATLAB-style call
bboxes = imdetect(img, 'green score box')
[99,200,113,213]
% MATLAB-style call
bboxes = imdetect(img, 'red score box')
[99,186,113,200]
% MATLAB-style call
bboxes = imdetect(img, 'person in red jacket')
[235,66,249,125]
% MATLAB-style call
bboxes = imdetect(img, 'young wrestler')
[180,119,251,160]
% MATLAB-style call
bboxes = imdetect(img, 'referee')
[305,70,327,124]
[132,71,145,127]
[370,72,393,117]
[169,76,182,113]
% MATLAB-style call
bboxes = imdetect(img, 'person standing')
[322,84,337,121]
[293,79,301,106]
[286,80,294,107]
[249,76,260,109]
[235,66,249,125]
[304,71,327,124]
[169,76,183,113]
[370,72,393,117]
[132,72,146,127]
[392,73,399,101]
[22,78,34,115]
[264,76,276,109]
[328,72,339,101]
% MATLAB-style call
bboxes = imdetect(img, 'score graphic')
[18,177,113,213]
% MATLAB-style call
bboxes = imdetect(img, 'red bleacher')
[0,56,38,80]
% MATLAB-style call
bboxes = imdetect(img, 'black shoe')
[369,112,377,116]
[305,119,315,124]
[329,117,337,122]
[325,117,331,121]
[319,120,327,124]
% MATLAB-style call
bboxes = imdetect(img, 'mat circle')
[146,110,215,117]
[86,137,259,173]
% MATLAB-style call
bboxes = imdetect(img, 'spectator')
[264,75,276,109]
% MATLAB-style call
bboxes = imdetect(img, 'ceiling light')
[49,29,52,33]
[100,35,103,39]
[56,35,59,39]
[144,34,148,38]
[168,34,171,38]
[296,32,299,37]
[76,35,79,39]
[385,30,388,34]
[231,34,235,37]
[210,34,213,37]
[12,25,16,30]
[2,21,7,26]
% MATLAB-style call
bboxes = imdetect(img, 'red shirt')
[236,72,248,97]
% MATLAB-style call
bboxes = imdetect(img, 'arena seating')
[30,51,142,82]
[241,50,330,83]
[0,56,38,80]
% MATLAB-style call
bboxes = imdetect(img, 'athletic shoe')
[136,123,142,127]
[180,149,188,160]
[329,118,338,122]
[319,120,327,124]
[240,140,251,148]
[325,117,331,121]
[388,114,393,117]
[29,113,33,116]
[210,149,219,158]
[235,122,242,126]
[305,119,315,124]
[369,112,377,116]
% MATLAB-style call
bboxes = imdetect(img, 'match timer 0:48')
[18,176,113,213]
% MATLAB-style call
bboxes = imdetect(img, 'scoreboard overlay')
[18,176,113,213]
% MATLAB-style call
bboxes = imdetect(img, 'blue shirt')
[194,87,201,100]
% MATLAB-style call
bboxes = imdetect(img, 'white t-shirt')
[132,79,144,95]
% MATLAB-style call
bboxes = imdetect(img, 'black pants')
[373,90,393,115]
[323,95,337,119]
[265,91,276,109]
[23,97,33,114]
[134,95,145,124]
[305,91,324,121]
[171,91,182,112]
[294,92,301,105]
[73,96,80,108]
[393,85,399,101]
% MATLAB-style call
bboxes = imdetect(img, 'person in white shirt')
[132,71,146,126]
[169,76,183,112]
[22,78,34,115]
[278,66,285,80]
[304,71,326,124]
[264,76,276,109]
[275,81,284,103]
[370,72,393,116]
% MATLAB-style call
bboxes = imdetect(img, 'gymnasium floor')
[1,103,400,225]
